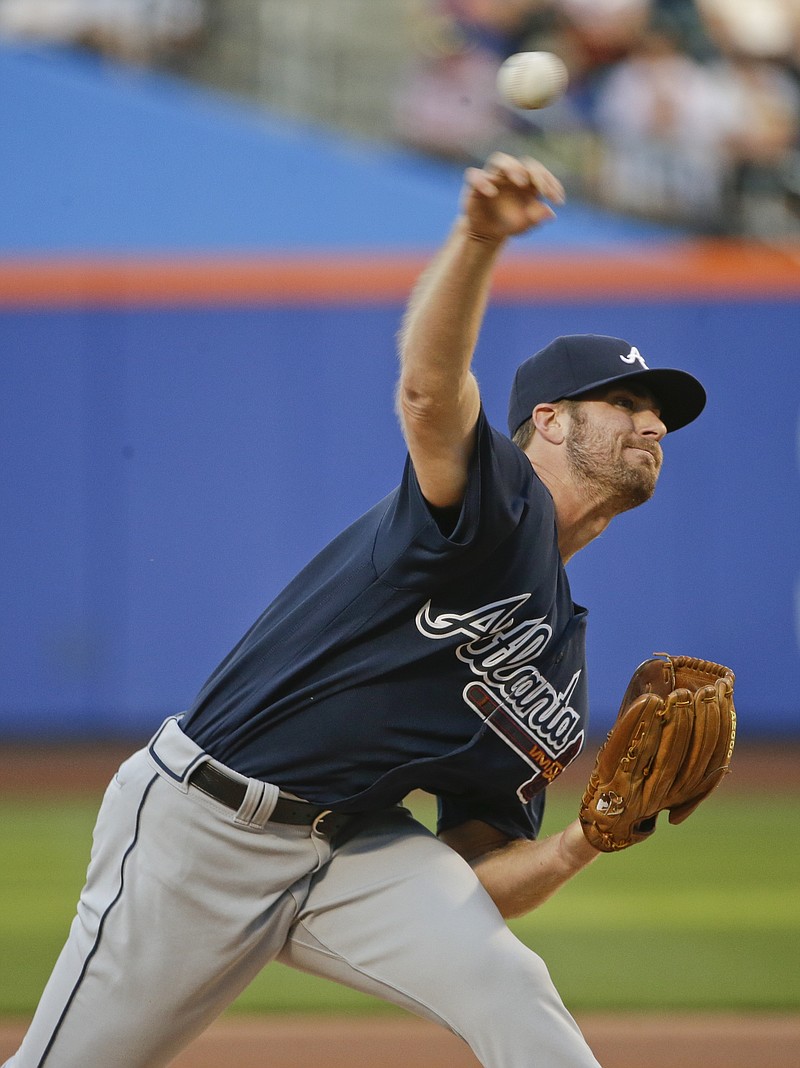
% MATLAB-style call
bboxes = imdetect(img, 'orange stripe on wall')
[1,242,800,307]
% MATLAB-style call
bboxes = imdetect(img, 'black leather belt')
[189,762,352,836]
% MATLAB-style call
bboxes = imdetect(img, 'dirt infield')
[2,1013,800,1068]
[2,739,798,1067]
[2,737,798,796]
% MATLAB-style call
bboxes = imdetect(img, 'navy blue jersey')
[182,410,589,840]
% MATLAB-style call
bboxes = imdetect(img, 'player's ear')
[531,403,566,445]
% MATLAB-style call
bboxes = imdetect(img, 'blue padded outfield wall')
[1,43,799,740]
[3,297,799,740]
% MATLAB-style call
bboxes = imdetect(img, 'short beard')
[564,402,661,513]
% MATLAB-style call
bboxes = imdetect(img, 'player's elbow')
[395,375,447,429]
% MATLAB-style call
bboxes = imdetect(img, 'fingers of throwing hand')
[464,165,502,198]
[468,153,565,205]
[522,156,565,205]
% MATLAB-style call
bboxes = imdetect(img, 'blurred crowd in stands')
[3,0,800,236]
[394,0,800,235]
[0,0,205,65]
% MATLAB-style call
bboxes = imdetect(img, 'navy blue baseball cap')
[507,334,706,436]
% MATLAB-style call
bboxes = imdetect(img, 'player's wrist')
[560,819,603,867]
[454,215,508,248]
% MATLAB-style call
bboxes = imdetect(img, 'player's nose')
[636,408,667,441]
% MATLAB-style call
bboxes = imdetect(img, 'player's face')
[564,385,666,512]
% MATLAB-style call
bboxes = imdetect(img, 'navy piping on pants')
[36,774,158,1067]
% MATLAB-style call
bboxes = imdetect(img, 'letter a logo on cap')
[619,346,648,369]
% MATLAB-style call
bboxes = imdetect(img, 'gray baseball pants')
[4,717,601,1068]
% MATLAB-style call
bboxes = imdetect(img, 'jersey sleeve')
[436,790,547,842]
[373,408,536,586]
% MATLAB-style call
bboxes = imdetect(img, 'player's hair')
[512,417,534,451]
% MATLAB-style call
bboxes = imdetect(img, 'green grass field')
[1,788,798,1017]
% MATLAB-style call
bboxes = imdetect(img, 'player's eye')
[611,395,635,409]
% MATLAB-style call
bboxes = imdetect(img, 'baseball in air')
[496,51,569,110]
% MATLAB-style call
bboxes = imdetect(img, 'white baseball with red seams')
[496,51,569,110]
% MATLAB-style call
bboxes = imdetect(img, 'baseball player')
[6,153,713,1068]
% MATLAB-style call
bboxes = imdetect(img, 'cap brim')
[562,368,706,432]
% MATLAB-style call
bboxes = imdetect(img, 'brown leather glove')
[579,654,737,852]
